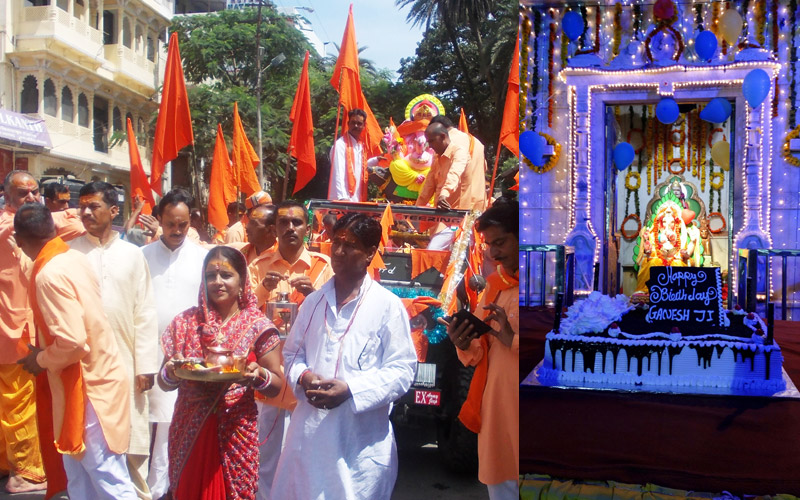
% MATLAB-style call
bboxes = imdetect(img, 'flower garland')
[438,211,478,315]
[523,14,534,131]
[625,170,641,191]
[687,110,693,177]
[755,0,766,47]
[560,24,568,69]
[526,132,562,174]
[549,20,557,128]
[782,125,800,167]
[646,105,654,195]
[784,0,800,167]
[612,3,622,59]
[699,123,707,191]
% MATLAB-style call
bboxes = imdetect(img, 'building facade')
[1,0,173,194]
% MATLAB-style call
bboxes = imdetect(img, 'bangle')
[255,368,272,391]
[298,369,311,386]
[160,364,179,387]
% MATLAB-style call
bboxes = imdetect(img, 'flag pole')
[487,145,503,207]
[282,158,291,200]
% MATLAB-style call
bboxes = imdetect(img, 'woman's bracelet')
[160,364,179,387]
[254,367,272,391]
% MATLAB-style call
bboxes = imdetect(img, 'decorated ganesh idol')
[632,189,704,295]
[382,94,445,201]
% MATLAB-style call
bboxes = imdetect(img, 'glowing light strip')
[558,61,782,82]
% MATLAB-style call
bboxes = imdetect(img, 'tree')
[397,0,517,185]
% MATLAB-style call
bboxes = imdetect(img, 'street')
[0,440,485,499]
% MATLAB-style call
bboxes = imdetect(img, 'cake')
[539,267,785,394]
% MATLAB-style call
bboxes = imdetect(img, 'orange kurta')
[416,129,487,212]
[224,220,246,244]
[249,247,333,309]
[457,281,519,485]
[33,249,131,455]
[0,208,84,364]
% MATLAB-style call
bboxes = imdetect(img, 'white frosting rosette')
[560,292,634,336]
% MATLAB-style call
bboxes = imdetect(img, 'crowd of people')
[0,108,519,500]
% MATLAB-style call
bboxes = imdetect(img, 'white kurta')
[328,134,364,202]
[141,238,208,422]
[70,232,159,457]
[274,275,417,500]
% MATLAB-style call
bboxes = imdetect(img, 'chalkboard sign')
[645,266,724,335]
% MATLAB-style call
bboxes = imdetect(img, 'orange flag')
[126,118,155,215]
[459,109,469,133]
[289,51,317,194]
[208,124,236,233]
[498,32,520,158]
[378,203,393,253]
[231,102,262,196]
[330,5,383,158]
[151,32,194,195]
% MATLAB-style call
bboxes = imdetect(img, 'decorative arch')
[78,93,89,127]
[112,106,122,132]
[43,78,57,117]
[20,75,38,114]
[61,86,74,122]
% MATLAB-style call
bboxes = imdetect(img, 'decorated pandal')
[519,0,800,497]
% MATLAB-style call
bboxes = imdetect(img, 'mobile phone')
[447,309,493,337]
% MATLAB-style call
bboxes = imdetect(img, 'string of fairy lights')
[519,1,800,304]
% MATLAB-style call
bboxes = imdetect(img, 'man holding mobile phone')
[444,197,519,500]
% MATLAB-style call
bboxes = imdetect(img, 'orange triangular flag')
[510,171,519,191]
[459,109,469,134]
[289,51,317,194]
[208,124,237,233]
[151,32,194,195]
[498,32,520,158]
[378,203,393,253]
[231,102,261,196]
[330,5,383,159]
[126,118,155,215]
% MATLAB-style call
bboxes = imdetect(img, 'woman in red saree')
[159,246,284,500]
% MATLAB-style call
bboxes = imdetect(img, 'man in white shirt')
[329,109,368,202]
[70,182,159,500]
[273,213,417,499]
[141,188,208,500]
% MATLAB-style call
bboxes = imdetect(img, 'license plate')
[414,363,436,388]
[414,390,440,406]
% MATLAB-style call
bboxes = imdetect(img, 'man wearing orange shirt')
[417,120,487,212]
[0,171,84,493]
[228,204,276,267]
[446,198,518,500]
[15,202,135,499]
[252,199,333,500]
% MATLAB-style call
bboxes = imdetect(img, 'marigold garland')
[646,105,654,195]
[755,0,766,47]
[625,170,641,191]
[549,21,557,128]
[708,212,727,234]
[710,171,725,191]
[620,213,641,241]
[612,3,622,59]
[522,15,532,130]
[668,158,686,175]
[782,125,800,167]
[699,123,707,191]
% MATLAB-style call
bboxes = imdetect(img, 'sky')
[270,0,427,76]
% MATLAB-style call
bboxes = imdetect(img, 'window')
[122,18,132,48]
[43,79,57,117]
[78,93,89,127]
[147,36,155,61]
[112,107,122,132]
[20,75,38,114]
[61,86,74,122]
[103,11,114,45]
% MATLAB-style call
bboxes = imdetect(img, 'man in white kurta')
[141,189,208,500]
[69,182,159,500]
[328,109,367,202]
[274,213,417,500]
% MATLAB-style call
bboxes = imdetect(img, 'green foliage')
[397,0,518,179]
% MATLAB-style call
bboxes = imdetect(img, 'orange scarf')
[29,237,85,498]
[457,265,518,434]
[345,135,368,201]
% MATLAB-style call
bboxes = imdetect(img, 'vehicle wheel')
[436,363,478,474]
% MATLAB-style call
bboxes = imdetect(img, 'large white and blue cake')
[539,267,785,394]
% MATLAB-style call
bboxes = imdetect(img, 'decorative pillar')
[564,84,599,292]
[37,70,45,116]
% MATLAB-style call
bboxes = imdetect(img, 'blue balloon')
[655,98,680,125]
[699,97,732,123]
[694,30,718,61]
[520,131,548,166]
[742,68,771,108]
[562,11,584,42]
[613,142,635,171]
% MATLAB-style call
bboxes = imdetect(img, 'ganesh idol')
[633,190,704,295]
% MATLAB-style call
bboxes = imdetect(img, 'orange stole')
[457,266,518,434]
[29,237,86,497]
